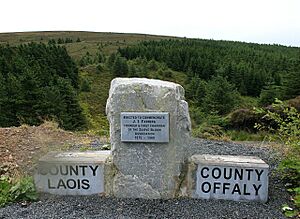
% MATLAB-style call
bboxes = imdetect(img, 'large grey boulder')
[106,78,191,198]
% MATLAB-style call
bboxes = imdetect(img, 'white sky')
[1,0,300,47]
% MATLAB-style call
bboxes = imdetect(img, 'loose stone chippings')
[7,139,286,218]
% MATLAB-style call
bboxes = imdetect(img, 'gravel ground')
[0,138,290,219]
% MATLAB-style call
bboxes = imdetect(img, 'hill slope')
[1,31,299,136]
[0,31,174,60]
[0,31,180,134]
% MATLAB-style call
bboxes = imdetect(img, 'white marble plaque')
[121,112,169,142]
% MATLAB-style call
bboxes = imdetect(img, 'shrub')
[229,108,260,131]
[80,78,91,92]
[147,59,159,71]
[162,69,173,78]
[202,75,240,115]
[96,64,104,74]
[255,99,300,149]
[0,176,38,207]
[192,124,225,140]
[192,114,229,140]
[189,106,206,127]
[255,99,300,217]
[288,96,300,112]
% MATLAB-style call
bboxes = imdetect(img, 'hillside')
[0,31,174,61]
[1,31,299,137]
[0,31,178,134]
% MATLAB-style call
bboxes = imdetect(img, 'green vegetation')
[118,39,300,139]
[119,39,300,100]
[0,43,86,130]
[255,99,300,217]
[78,66,112,136]
[0,31,299,211]
[201,75,240,115]
[0,176,38,207]
[1,32,299,139]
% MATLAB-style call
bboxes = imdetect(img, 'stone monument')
[106,78,191,198]
[34,77,270,203]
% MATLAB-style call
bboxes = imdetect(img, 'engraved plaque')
[121,112,169,143]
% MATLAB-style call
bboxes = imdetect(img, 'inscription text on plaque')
[121,112,169,142]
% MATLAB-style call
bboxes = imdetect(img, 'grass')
[148,69,188,87]
[238,96,259,108]
[0,31,175,61]
[225,130,267,142]
[78,65,112,136]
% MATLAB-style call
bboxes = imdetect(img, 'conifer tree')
[0,43,85,130]
[112,56,128,77]
[202,75,239,115]
[283,71,300,99]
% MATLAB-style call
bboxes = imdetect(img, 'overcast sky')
[1,0,299,47]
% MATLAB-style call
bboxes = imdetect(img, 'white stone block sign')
[121,112,169,143]
[189,154,269,202]
[34,151,111,195]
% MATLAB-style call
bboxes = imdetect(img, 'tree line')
[1,38,299,131]
[0,43,86,130]
[118,39,300,104]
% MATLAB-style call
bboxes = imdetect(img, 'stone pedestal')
[34,151,111,195]
[106,78,191,198]
[187,154,269,202]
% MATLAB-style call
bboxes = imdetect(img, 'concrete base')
[34,151,270,202]
[34,151,111,195]
[187,154,269,202]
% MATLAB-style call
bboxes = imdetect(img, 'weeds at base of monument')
[0,176,38,207]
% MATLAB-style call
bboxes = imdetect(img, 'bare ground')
[0,122,108,178]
